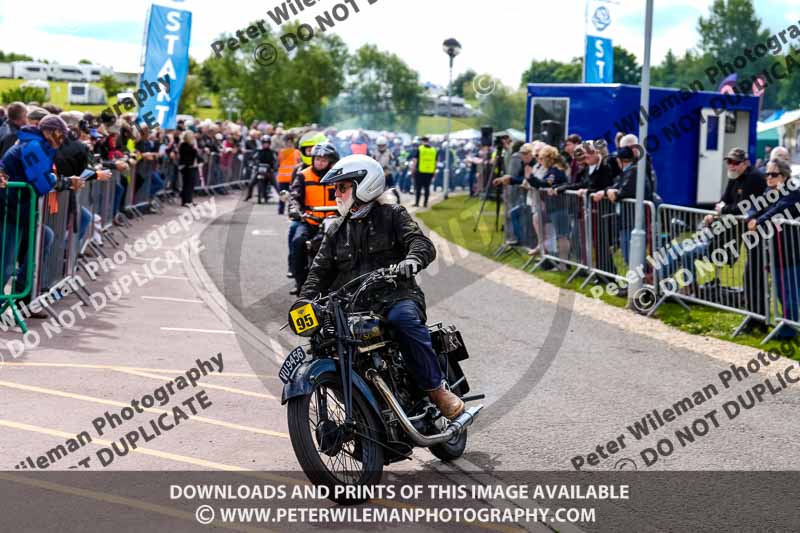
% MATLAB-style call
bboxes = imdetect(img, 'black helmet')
[310,141,340,165]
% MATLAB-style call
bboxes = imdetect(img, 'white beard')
[727,170,742,180]
[336,196,354,217]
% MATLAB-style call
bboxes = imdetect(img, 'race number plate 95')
[289,303,319,336]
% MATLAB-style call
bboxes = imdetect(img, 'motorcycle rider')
[294,154,465,420]
[286,131,326,279]
[275,132,300,215]
[288,140,340,294]
[245,135,278,204]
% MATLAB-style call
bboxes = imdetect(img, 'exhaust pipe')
[367,370,483,447]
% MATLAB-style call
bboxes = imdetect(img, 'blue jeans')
[10,224,53,295]
[385,299,444,391]
[78,207,92,244]
[620,228,632,265]
[149,171,165,198]
[509,204,525,243]
[287,220,300,270]
[658,241,709,284]
[113,181,125,215]
[1,221,22,292]
[290,222,315,287]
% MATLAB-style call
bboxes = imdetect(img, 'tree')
[344,44,423,131]
[776,54,800,109]
[520,58,581,86]
[476,79,526,130]
[651,49,680,88]
[698,0,770,67]
[78,59,92,64]
[696,1,788,107]
[450,69,476,97]
[178,75,201,115]
[203,20,347,125]
[99,75,124,97]
[0,51,33,62]
[613,45,641,84]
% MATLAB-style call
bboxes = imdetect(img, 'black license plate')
[279,346,307,384]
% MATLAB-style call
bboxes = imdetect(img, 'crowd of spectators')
[1,96,799,339]
[488,127,800,339]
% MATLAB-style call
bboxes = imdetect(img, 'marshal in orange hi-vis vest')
[301,167,337,225]
[277,148,301,184]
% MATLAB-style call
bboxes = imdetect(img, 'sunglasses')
[725,159,744,165]
[334,182,353,193]
[766,172,783,178]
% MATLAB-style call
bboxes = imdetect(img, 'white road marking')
[142,296,203,304]
[160,327,236,335]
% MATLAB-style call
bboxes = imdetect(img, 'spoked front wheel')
[287,373,384,504]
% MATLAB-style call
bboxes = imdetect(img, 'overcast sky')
[0,0,798,88]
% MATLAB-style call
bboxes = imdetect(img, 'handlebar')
[312,266,400,307]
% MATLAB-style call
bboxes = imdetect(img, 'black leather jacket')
[299,202,436,313]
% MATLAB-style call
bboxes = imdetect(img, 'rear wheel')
[287,372,384,504]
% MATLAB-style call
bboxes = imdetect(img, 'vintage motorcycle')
[280,266,484,504]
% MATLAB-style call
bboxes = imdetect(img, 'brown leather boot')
[428,384,465,420]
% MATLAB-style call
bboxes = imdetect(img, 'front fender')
[280,358,384,423]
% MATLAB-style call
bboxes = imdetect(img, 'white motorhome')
[0,63,12,78]
[82,65,111,82]
[49,64,87,82]
[67,83,107,105]
[12,62,49,80]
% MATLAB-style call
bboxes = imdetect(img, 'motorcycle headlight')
[288,301,322,337]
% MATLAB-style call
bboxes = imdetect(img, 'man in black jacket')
[296,154,464,419]
[704,148,768,329]
[707,147,766,220]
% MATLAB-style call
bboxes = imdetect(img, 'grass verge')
[416,195,800,360]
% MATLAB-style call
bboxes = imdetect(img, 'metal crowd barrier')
[497,183,535,257]
[204,153,226,192]
[527,189,593,283]
[0,183,38,333]
[36,190,71,299]
[580,197,658,290]
[647,204,770,337]
[157,156,181,202]
[764,218,800,344]
[128,159,156,215]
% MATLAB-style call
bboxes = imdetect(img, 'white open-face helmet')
[321,154,385,203]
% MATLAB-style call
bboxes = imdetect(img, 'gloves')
[288,209,302,221]
[396,259,421,279]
